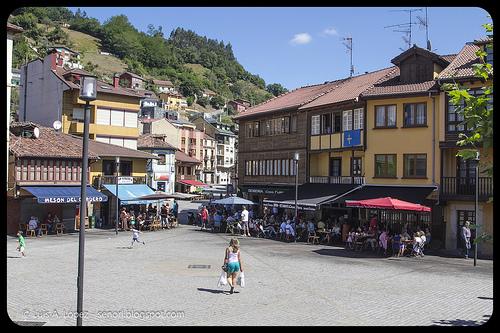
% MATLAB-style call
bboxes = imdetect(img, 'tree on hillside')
[196,96,210,107]
[179,78,202,98]
[266,83,289,97]
[210,95,225,110]
[101,15,144,59]
[47,25,70,44]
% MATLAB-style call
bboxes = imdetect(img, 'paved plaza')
[7,203,493,326]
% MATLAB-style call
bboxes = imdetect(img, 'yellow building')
[436,39,493,258]
[301,46,458,244]
[55,68,143,149]
[159,92,188,111]
[19,53,144,150]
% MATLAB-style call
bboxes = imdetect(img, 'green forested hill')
[9,7,289,109]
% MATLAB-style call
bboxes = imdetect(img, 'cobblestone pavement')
[7,202,493,326]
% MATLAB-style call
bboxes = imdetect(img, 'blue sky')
[69,7,491,90]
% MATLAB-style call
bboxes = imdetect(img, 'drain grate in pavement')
[188,264,211,269]
[14,321,46,326]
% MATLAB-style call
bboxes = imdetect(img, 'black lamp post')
[115,156,120,235]
[76,74,97,326]
[473,151,480,267]
[294,152,300,222]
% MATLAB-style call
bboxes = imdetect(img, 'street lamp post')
[474,151,480,267]
[115,156,120,235]
[294,152,300,222]
[76,74,97,326]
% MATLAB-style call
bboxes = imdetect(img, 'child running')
[16,231,26,257]
[130,228,145,247]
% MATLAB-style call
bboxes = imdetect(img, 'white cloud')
[323,27,338,36]
[290,33,312,45]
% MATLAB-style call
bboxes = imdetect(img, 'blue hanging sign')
[343,129,361,147]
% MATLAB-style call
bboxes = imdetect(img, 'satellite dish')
[33,127,40,139]
[53,120,62,130]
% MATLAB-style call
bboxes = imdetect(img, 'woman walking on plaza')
[223,238,243,294]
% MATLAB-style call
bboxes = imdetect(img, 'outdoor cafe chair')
[55,223,64,236]
[307,231,320,245]
[40,224,48,236]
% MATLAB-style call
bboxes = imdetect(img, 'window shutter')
[123,139,137,149]
[110,110,124,126]
[110,137,124,147]
[95,136,110,144]
[124,112,138,128]
[96,108,111,125]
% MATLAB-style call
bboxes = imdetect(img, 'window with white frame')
[343,110,353,131]
[353,108,364,130]
[311,115,320,135]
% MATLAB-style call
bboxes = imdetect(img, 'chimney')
[48,52,58,70]
[113,74,120,88]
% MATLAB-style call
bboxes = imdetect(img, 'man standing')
[172,200,178,219]
[241,206,250,237]
[462,221,472,259]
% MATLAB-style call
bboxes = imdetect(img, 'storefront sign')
[154,174,170,181]
[118,176,134,184]
[248,188,287,195]
[262,201,317,211]
[40,196,106,204]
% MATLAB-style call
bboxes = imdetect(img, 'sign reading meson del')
[41,196,106,204]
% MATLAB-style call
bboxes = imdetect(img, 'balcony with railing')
[440,177,493,201]
[309,176,365,185]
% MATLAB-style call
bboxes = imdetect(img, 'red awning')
[177,179,209,187]
[345,197,431,212]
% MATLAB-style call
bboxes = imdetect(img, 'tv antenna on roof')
[416,7,431,51]
[385,8,423,50]
[342,36,354,77]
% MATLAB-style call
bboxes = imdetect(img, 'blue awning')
[22,186,108,204]
[102,184,156,205]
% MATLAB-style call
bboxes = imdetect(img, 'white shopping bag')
[237,271,245,288]
[217,270,228,287]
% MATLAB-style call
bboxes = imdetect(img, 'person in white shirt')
[279,220,287,238]
[285,221,296,242]
[130,228,145,247]
[240,206,250,237]
[28,217,41,237]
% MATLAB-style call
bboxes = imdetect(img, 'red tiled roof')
[441,54,458,63]
[122,71,145,80]
[53,67,144,98]
[175,150,201,164]
[300,67,396,109]
[152,79,174,87]
[437,43,482,80]
[234,78,348,119]
[9,123,100,160]
[137,134,176,150]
